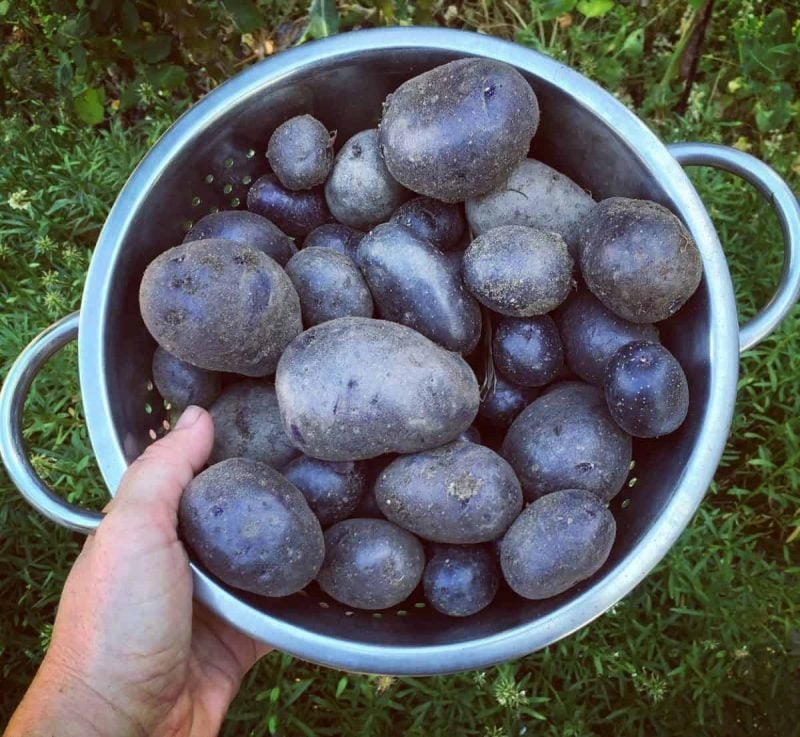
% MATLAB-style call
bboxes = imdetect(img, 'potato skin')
[463,225,573,317]
[179,458,324,597]
[356,222,481,353]
[493,315,564,387]
[275,317,480,461]
[325,129,410,229]
[478,374,537,429]
[390,196,465,252]
[285,247,373,327]
[500,488,616,600]
[247,172,331,238]
[501,381,632,502]
[465,159,595,256]
[557,290,659,385]
[317,518,425,609]
[578,197,703,323]
[303,223,365,260]
[152,346,221,410]
[267,114,333,191]
[139,238,302,377]
[209,381,299,469]
[183,210,296,266]
[379,58,539,202]
[423,544,499,617]
[283,455,365,526]
[375,440,523,544]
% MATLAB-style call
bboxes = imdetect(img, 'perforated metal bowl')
[2,28,799,676]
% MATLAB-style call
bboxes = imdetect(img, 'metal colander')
[3,28,799,676]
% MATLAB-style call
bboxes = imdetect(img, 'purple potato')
[283,455,366,526]
[152,346,221,411]
[303,223,365,261]
[267,114,333,191]
[390,196,465,252]
[423,544,499,617]
[478,374,537,429]
[493,315,564,387]
[247,172,330,239]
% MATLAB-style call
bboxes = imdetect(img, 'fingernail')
[176,405,204,430]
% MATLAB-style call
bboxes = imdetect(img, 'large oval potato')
[375,440,523,543]
[578,197,703,323]
[324,129,410,229]
[317,518,425,609]
[139,238,302,376]
[275,317,480,461]
[209,381,299,469]
[379,58,539,202]
[179,458,324,597]
[500,488,616,599]
[152,346,221,411]
[501,381,632,502]
[465,159,595,256]
[356,222,481,353]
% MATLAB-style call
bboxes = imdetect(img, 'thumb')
[108,405,214,521]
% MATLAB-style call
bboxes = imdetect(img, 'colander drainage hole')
[223,183,233,195]
[191,196,201,207]
[209,206,219,215]
[146,381,154,392]
[318,601,330,609]
[144,403,153,415]
[344,611,354,616]
[182,220,193,232]
[396,610,408,617]
[205,174,215,184]
[242,175,252,185]
[246,149,256,159]
[224,157,234,168]
[414,602,425,609]
[372,612,382,619]
[621,498,631,509]
[230,197,240,208]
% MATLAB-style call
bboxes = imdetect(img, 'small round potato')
[303,223,365,260]
[275,318,480,461]
[247,172,331,238]
[478,374,537,429]
[390,196,465,252]
[209,381,299,469]
[557,290,659,385]
[152,346,221,411]
[493,315,564,387]
[285,247,373,327]
[139,238,302,376]
[317,518,425,609]
[325,129,410,229]
[424,544,499,617]
[502,381,632,502]
[375,440,523,544]
[379,58,539,202]
[463,225,573,317]
[283,455,365,526]
[179,458,324,597]
[356,222,481,353]
[183,210,296,266]
[267,114,333,191]
[500,488,616,600]
[465,158,595,256]
[578,198,703,323]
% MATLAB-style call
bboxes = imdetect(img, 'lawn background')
[1,1,798,735]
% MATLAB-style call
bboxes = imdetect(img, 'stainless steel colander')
[2,28,799,675]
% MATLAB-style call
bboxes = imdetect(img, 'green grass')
[1,1,799,734]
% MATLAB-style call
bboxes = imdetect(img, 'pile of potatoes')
[140,58,702,618]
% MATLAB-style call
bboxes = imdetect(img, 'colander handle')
[668,142,800,353]
[0,312,104,534]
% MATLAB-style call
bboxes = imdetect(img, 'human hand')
[5,406,270,737]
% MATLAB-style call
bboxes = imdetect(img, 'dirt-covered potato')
[478,374,537,429]
[267,114,333,191]
[356,222,481,353]
[247,172,330,238]
[502,381,632,502]
[423,544,499,617]
[604,341,689,438]
[179,457,324,597]
[379,58,539,202]
[283,455,365,526]
[303,223,364,260]
[275,317,480,461]
[557,290,659,385]
[324,129,410,229]
[465,159,595,255]
[209,381,299,469]
[500,488,616,600]
[183,210,296,266]
[463,225,573,316]
[493,315,564,387]
[285,247,373,327]
[390,196,465,252]
[578,198,703,323]
[139,238,302,376]
[152,346,221,411]
[375,440,523,544]
[317,518,425,609]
